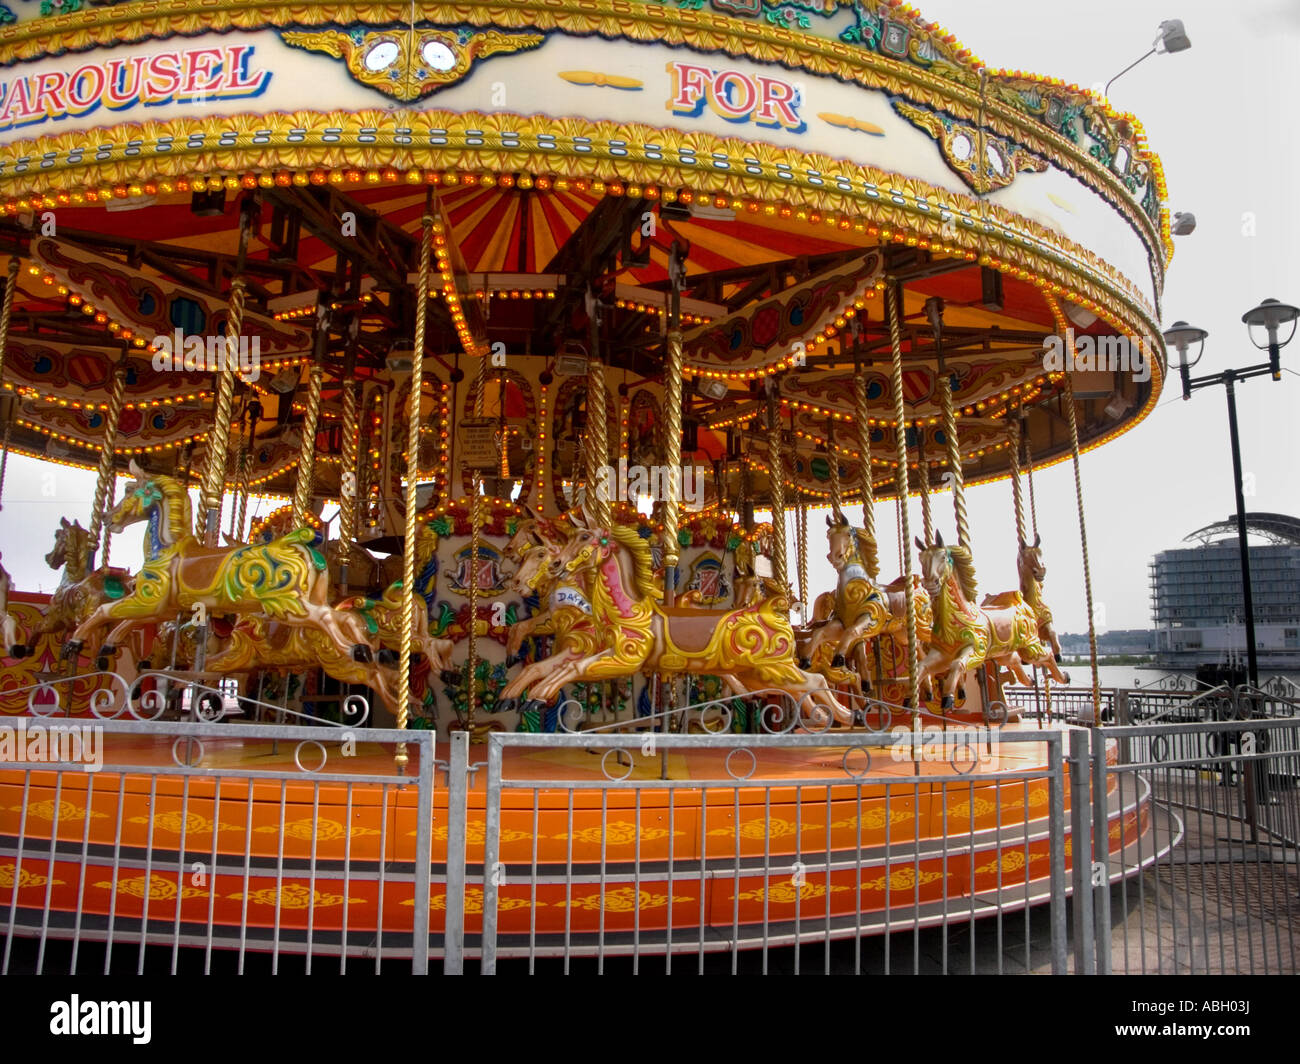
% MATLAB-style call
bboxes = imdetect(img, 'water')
[1057,662,1300,693]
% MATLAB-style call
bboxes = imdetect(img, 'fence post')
[1069,729,1095,974]
[444,729,469,974]
[1047,732,1069,975]
[411,730,436,975]
[481,736,504,975]
[1089,727,1113,975]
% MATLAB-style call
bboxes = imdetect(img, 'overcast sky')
[1,0,1297,634]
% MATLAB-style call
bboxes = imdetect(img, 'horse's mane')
[139,472,193,541]
[608,522,664,602]
[946,543,978,602]
[853,527,879,579]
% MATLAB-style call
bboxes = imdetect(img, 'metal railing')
[1,716,436,975]
[4,681,1297,976]
[1072,699,1300,975]
[474,727,1070,974]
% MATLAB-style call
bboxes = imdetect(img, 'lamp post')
[1163,299,1299,690]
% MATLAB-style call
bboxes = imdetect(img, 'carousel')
[0,0,1172,955]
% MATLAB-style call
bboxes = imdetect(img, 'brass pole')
[915,424,934,545]
[86,356,128,570]
[0,256,20,386]
[397,203,434,758]
[886,283,920,714]
[853,363,879,580]
[292,300,328,527]
[338,379,360,593]
[661,243,685,604]
[1048,297,1101,724]
[585,356,611,528]
[765,383,788,592]
[466,352,489,735]
[199,199,255,545]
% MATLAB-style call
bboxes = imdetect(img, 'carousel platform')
[0,719,1169,960]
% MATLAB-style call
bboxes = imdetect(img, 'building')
[1149,514,1300,671]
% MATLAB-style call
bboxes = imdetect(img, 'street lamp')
[1104,19,1192,98]
[1162,298,1300,689]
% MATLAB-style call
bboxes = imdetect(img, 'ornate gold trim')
[0,109,1159,327]
[0,0,1169,278]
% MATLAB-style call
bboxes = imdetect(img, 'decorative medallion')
[893,101,1048,193]
[280,26,545,102]
[445,545,507,597]
[685,551,730,606]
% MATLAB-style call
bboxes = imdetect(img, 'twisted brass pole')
[1007,412,1026,544]
[937,367,970,548]
[338,379,359,591]
[826,415,841,516]
[886,284,920,714]
[1048,297,1101,724]
[199,204,254,545]
[661,304,685,599]
[585,357,610,528]
[915,424,933,545]
[86,357,128,570]
[0,256,20,387]
[466,350,489,736]
[853,366,879,580]
[796,497,808,612]
[397,207,434,759]
[292,359,325,526]
[765,385,788,592]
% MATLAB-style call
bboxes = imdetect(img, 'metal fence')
[1071,689,1300,975]
[1,717,437,975]
[4,684,1298,975]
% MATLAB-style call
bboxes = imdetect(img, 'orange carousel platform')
[0,720,1166,959]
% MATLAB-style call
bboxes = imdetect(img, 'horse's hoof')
[376,648,398,666]
[411,652,425,665]
[351,644,373,663]
[60,640,82,660]
[831,653,846,669]
[1054,652,1063,664]
[520,699,545,717]
[496,697,517,715]
[95,657,110,672]
[797,657,811,670]
[9,644,26,659]
[439,669,461,686]
[1062,672,1071,685]
[505,653,519,668]
[956,686,966,701]
[941,695,955,710]
[138,659,152,670]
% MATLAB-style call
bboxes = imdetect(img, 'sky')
[1,0,1297,633]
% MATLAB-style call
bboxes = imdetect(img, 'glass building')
[1149,514,1300,670]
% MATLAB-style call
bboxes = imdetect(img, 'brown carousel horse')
[516,507,853,726]
[66,461,371,662]
[34,518,134,655]
[916,532,1067,707]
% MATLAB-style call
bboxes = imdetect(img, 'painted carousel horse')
[799,513,932,689]
[981,534,1063,663]
[34,518,134,654]
[916,532,1067,707]
[501,511,585,660]
[66,461,372,663]
[206,615,407,717]
[0,552,27,657]
[497,538,603,710]
[731,533,784,609]
[516,508,853,726]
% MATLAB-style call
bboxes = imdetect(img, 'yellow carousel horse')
[34,518,134,654]
[527,507,852,726]
[67,461,371,661]
[916,531,1067,707]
